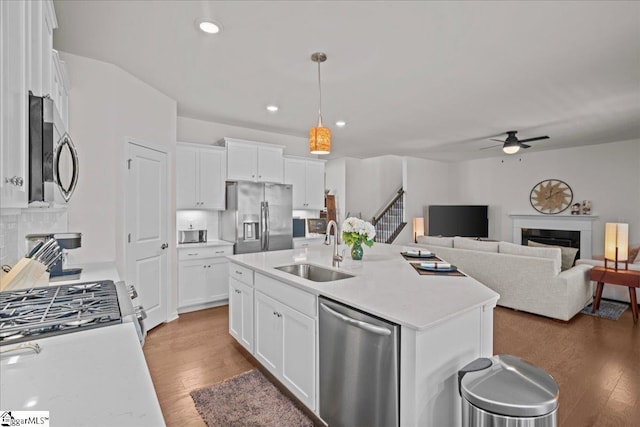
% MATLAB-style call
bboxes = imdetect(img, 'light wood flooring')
[143,304,640,427]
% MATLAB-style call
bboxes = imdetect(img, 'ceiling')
[53,1,640,161]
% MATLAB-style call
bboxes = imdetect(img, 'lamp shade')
[309,126,331,155]
[604,223,629,261]
[413,217,425,243]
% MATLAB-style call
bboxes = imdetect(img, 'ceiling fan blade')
[518,136,549,143]
[519,143,531,149]
[489,139,505,143]
[480,144,502,151]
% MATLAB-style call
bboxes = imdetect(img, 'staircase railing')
[371,188,406,244]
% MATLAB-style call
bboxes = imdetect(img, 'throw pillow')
[453,236,499,253]
[416,236,454,248]
[527,240,579,271]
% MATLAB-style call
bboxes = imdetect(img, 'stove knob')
[134,305,147,321]
[127,285,138,300]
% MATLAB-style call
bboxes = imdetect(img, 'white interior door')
[126,142,169,330]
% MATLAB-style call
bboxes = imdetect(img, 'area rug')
[580,300,628,320]
[190,369,313,427]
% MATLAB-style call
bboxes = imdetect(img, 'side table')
[589,267,639,324]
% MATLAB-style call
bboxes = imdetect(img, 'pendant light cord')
[317,60,323,122]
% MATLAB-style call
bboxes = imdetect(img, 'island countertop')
[227,243,499,330]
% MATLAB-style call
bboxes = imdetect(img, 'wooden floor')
[144,304,640,427]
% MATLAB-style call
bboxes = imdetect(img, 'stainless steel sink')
[275,264,354,282]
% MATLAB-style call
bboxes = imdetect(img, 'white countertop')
[0,323,165,427]
[177,239,234,249]
[227,243,499,330]
[51,261,120,286]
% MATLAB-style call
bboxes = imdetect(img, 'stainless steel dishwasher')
[319,296,400,427]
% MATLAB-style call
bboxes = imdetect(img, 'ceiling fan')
[482,130,549,154]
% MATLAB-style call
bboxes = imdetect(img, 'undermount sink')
[275,264,354,282]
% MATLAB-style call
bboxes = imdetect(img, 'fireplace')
[510,214,597,260]
[522,228,581,259]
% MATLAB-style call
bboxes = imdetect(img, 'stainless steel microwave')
[29,93,79,204]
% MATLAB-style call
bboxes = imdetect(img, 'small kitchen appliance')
[25,232,83,281]
[178,228,207,244]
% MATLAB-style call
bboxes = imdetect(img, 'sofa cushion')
[527,240,579,271]
[499,241,562,274]
[453,236,499,253]
[416,236,454,247]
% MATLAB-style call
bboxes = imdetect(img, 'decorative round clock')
[529,179,573,214]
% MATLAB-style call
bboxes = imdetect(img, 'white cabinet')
[229,276,254,353]
[178,245,233,313]
[224,138,284,183]
[284,157,325,210]
[51,50,69,133]
[254,273,316,410]
[176,143,226,210]
[293,237,326,249]
[1,0,29,208]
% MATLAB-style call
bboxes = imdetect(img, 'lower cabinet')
[229,277,254,353]
[178,257,229,312]
[255,290,316,410]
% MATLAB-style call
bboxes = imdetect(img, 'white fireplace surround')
[510,214,598,260]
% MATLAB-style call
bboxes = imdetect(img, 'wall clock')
[529,179,573,214]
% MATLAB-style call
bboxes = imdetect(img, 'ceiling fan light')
[503,143,520,154]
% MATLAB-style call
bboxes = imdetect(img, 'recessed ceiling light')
[197,19,221,34]
[266,105,279,113]
[335,120,346,127]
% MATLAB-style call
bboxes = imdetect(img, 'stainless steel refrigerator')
[221,181,293,254]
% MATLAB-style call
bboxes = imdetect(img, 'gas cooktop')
[0,280,122,346]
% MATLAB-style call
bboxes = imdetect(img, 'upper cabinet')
[223,138,284,183]
[284,157,325,210]
[176,143,226,210]
[51,50,70,134]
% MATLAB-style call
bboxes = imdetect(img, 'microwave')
[29,93,79,204]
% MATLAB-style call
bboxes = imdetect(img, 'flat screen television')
[428,205,488,238]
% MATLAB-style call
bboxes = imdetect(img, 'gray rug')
[580,300,628,320]
[190,369,313,427]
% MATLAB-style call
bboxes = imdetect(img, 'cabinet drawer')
[255,273,316,318]
[230,262,254,286]
[178,246,233,260]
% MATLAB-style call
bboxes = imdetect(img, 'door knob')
[160,243,168,250]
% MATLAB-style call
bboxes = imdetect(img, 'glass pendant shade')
[310,124,331,155]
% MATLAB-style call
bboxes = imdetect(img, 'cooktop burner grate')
[0,280,122,345]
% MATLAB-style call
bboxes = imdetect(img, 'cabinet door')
[284,158,306,209]
[257,146,283,183]
[178,259,206,308]
[198,148,225,210]
[227,141,257,181]
[229,277,254,352]
[176,146,198,209]
[255,291,283,375]
[305,161,325,210]
[205,258,228,301]
[1,0,28,208]
[281,303,316,410]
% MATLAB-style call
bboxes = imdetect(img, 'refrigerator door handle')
[260,201,266,251]
[264,201,270,250]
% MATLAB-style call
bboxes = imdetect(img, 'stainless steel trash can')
[458,354,559,427]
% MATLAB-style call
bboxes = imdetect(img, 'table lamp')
[413,217,425,244]
[604,223,628,271]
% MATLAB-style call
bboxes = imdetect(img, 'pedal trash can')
[458,354,559,427]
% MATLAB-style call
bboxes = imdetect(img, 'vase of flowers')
[341,217,376,261]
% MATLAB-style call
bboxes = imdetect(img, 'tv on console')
[427,205,488,238]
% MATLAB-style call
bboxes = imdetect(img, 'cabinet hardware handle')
[187,253,198,256]
[4,176,24,187]
[235,270,243,275]
[235,289,241,294]
[215,251,224,254]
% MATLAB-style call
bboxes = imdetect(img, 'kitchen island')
[227,243,499,426]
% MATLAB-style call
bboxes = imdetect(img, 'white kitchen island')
[227,243,499,426]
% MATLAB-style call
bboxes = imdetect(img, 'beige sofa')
[414,236,593,321]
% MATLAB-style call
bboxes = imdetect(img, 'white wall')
[454,140,640,253]
[61,52,177,312]
[325,158,346,224]
[177,116,311,157]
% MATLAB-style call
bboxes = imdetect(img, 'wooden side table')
[589,267,640,324]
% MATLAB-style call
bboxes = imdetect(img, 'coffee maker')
[25,232,83,281]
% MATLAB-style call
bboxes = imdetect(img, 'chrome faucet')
[324,220,343,267]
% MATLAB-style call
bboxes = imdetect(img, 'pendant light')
[309,52,331,155]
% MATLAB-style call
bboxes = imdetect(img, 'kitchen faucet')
[324,220,343,267]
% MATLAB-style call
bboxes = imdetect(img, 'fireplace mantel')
[510,214,598,259]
